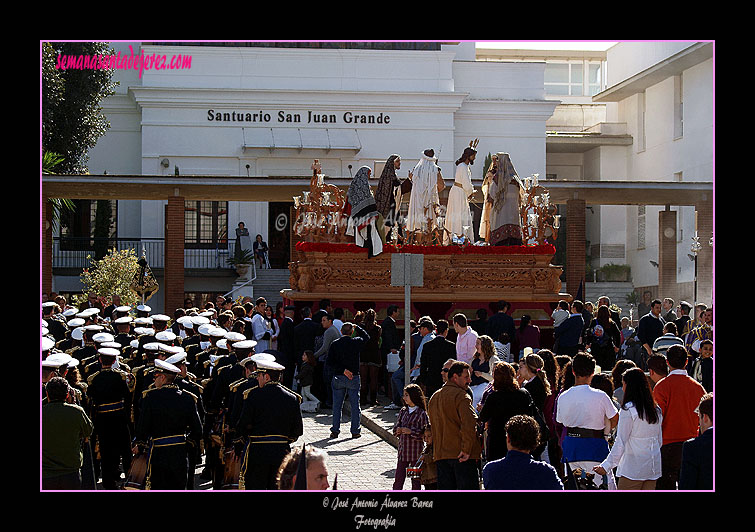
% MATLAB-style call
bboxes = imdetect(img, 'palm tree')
[42,151,75,232]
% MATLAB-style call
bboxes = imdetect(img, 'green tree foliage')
[42,41,118,174]
[72,248,140,309]
[42,151,75,233]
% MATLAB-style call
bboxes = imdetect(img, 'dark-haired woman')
[392,384,429,490]
[253,234,269,269]
[593,367,663,490]
[478,362,536,462]
[588,305,621,372]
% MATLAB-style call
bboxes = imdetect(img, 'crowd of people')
[41,290,713,491]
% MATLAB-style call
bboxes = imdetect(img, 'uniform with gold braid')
[234,355,303,490]
[131,359,203,490]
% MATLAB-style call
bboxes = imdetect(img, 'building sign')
[207,109,391,125]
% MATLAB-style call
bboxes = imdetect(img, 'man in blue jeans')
[327,322,370,438]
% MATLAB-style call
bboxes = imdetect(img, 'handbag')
[406,456,424,479]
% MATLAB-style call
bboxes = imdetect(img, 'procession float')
[282,153,571,348]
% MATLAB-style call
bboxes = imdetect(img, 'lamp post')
[690,210,713,305]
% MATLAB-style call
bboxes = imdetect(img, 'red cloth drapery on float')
[295,241,555,255]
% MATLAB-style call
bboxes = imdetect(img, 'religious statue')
[487,152,524,246]
[374,154,403,227]
[405,149,443,244]
[479,154,497,242]
[444,139,478,244]
[345,165,384,257]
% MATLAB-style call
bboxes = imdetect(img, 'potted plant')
[227,249,256,276]
[596,263,631,282]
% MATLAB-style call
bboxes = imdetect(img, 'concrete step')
[586,281,635,317]
[252,268,290,305]
[560,281,636,318]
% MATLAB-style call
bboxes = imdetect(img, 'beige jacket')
[427,382,482,461]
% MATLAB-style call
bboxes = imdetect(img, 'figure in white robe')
[444,146,477,243]
[405,149,441,236]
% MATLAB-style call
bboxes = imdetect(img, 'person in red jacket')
[652,344,705,490]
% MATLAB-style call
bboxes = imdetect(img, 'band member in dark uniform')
[113,316,136,353]
[227,352,264,431]
[235,356,303,490]
[43,302,69,343]
[133,359,203,490]
[165,351,206,489]
[86,347,134,490]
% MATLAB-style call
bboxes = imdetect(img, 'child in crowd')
[691,339,713,393]
[551,300,570,328]
[392,384,429,490]
[419,425,437,490]
[299,350,319,413]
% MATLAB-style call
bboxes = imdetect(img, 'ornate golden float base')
[283,243,567,303]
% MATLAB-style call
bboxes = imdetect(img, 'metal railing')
[52,237,238,271]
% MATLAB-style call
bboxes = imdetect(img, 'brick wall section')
[566,199,586,300]
[658,208,678,303]
[696,199,713,306]
[164,196,185,315]
[42,200,53,297]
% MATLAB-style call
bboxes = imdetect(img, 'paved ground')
[99,391,423,491]
[291,408,399,491]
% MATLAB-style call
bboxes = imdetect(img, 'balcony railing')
[52,237,238,271]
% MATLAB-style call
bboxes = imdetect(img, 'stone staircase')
[560,281,635,318]
[585,281,635,318]
[251,268,291,307]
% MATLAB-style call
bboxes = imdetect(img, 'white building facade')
[57,41,559,311]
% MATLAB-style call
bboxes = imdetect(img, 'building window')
[185,201,228,249]
[545,60,606,97]
[588,63,603,96]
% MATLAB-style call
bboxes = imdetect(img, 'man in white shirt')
[251,297,271,352]
[332,308,345,333]
[556,351,618,487]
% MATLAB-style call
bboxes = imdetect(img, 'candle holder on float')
[293,160,349,242]
[519,174,560,246]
